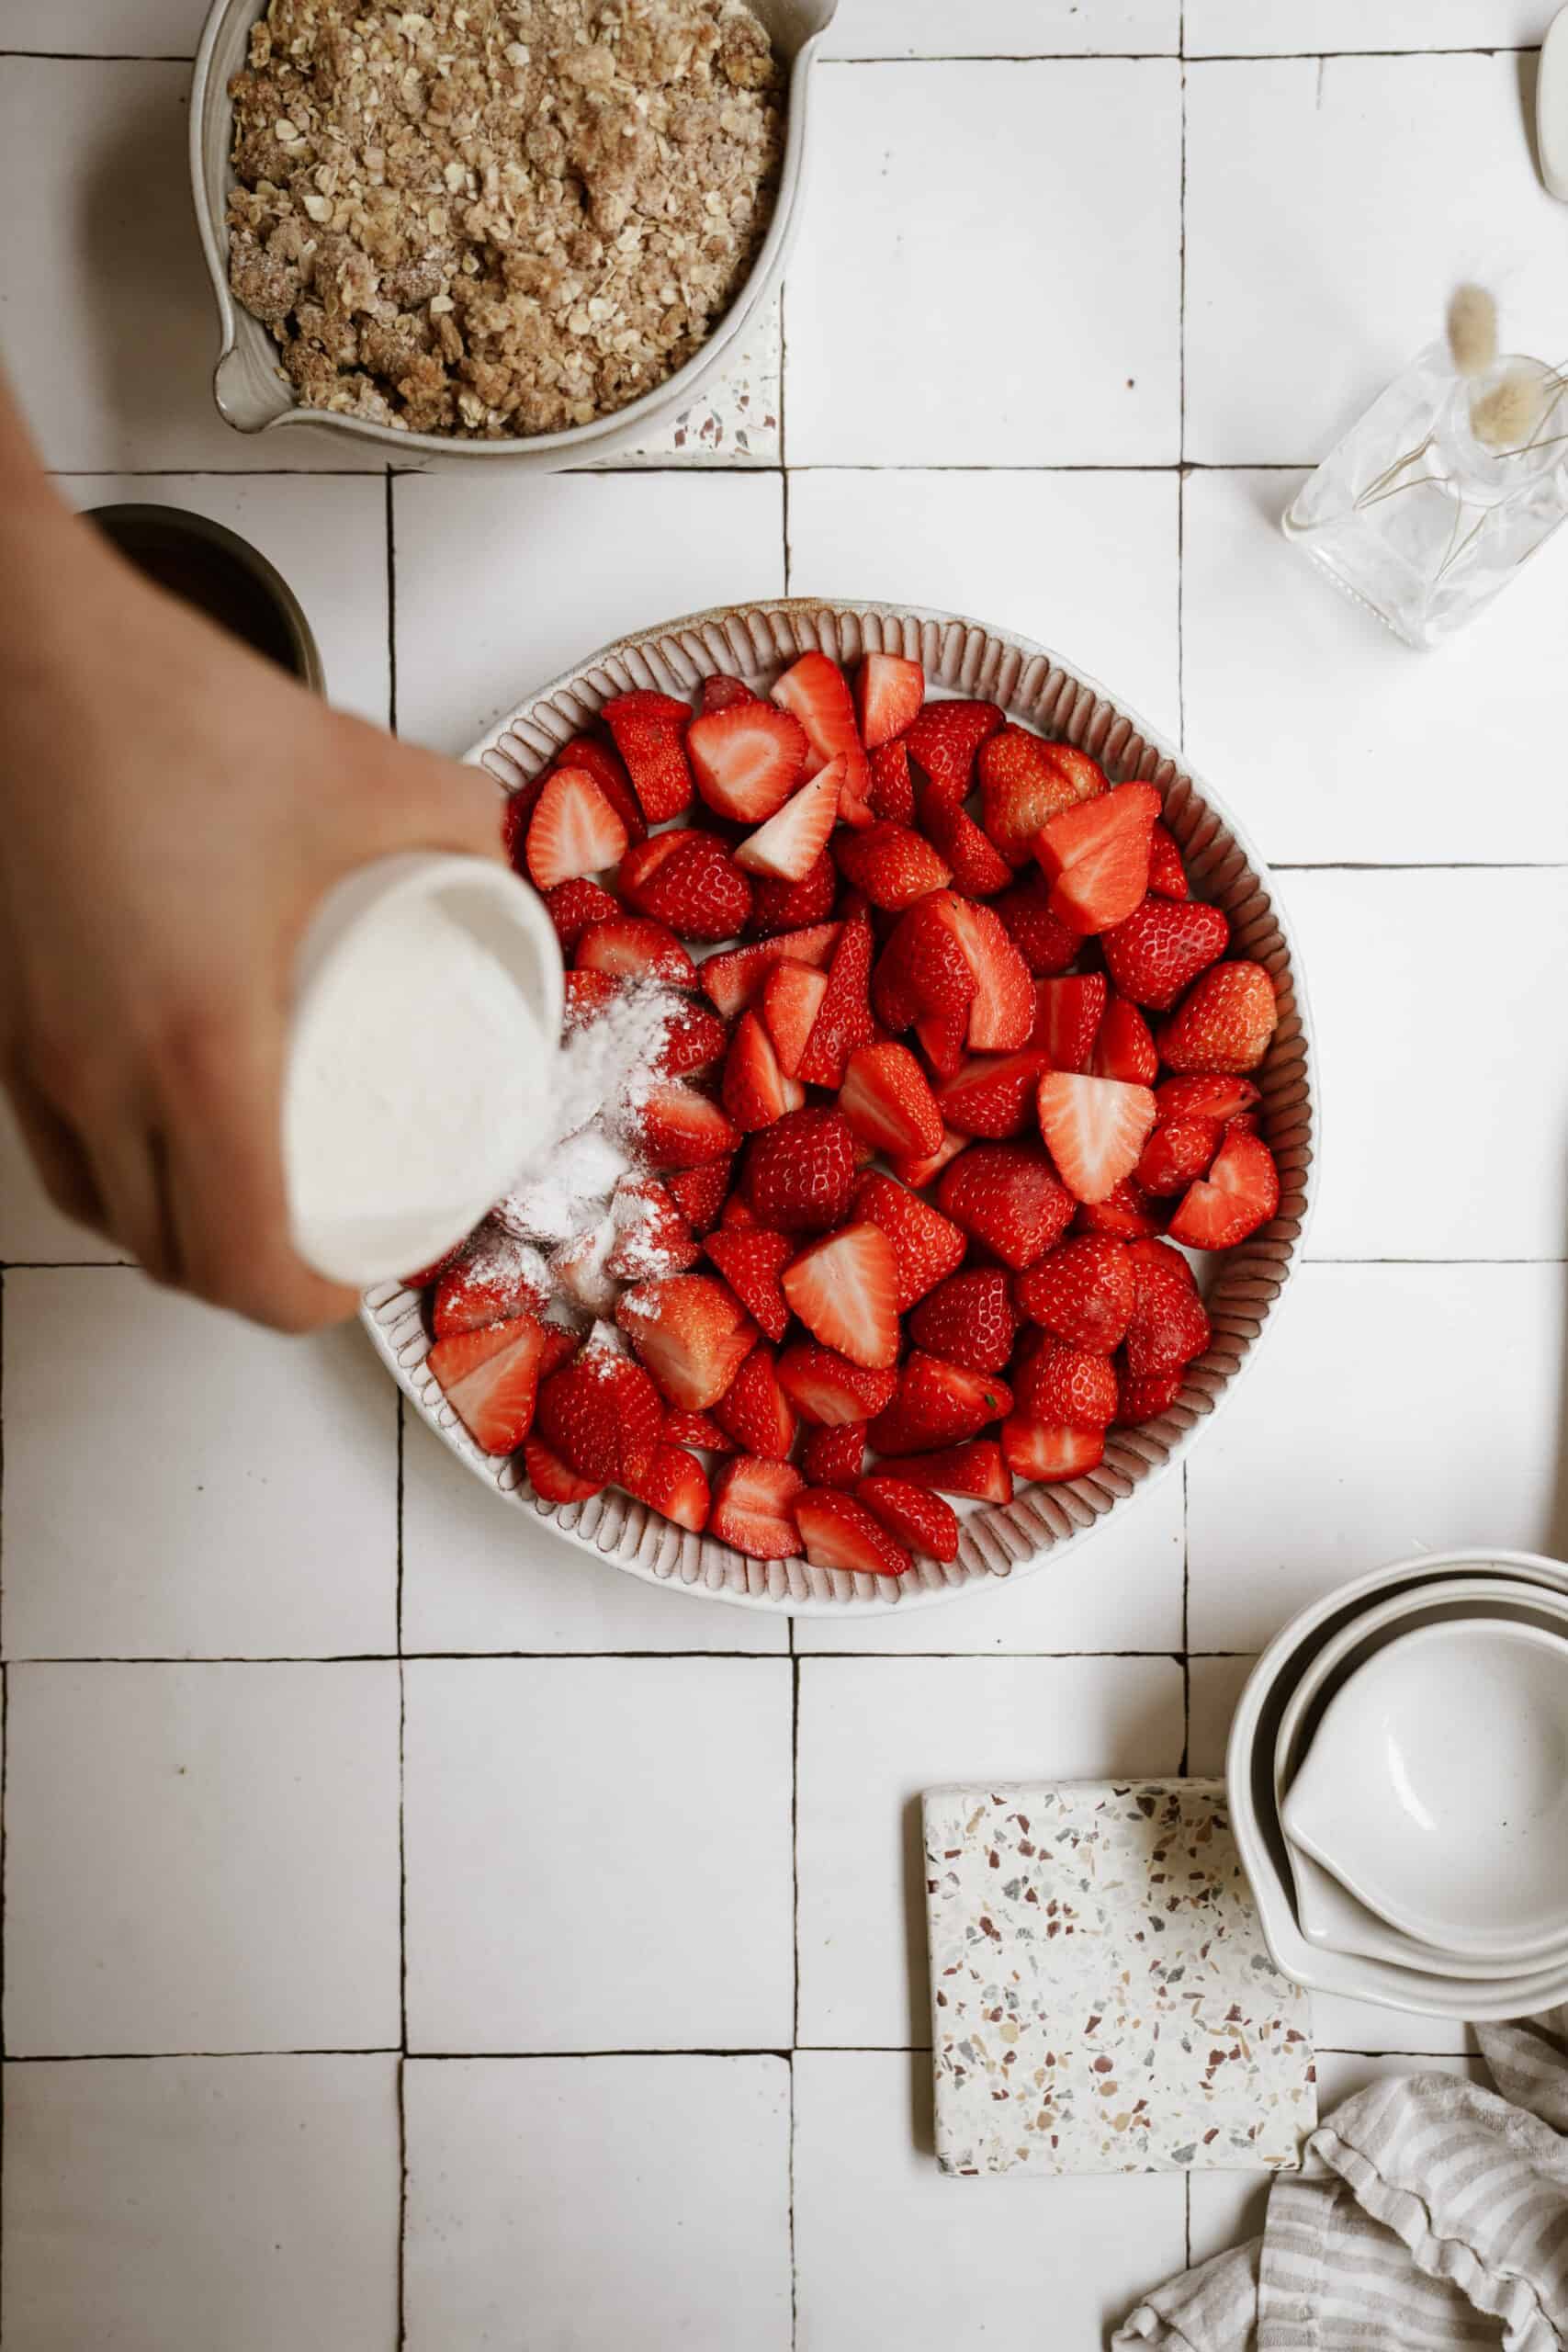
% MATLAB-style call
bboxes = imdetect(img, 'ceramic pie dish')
[362,597,1317,1614]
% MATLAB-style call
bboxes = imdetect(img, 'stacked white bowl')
[1227,1550,1568,2020]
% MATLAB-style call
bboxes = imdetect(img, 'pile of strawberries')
[413,647,1281,1580]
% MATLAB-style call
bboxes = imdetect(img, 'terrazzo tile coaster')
[593,297,781,467]
[923,1779,1315,2177]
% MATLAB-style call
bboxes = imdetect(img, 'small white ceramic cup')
[285,852,563,1287]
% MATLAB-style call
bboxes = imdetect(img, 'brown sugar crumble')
[225,0,785,438]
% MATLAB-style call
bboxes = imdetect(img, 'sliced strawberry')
[902,698,1003,802]
[855,650,925,750]
[803,1421,868,1488]
[761,959,829,1079]
[502,777,545,876]
[629,1082,741,1170]
[524,1430,604,1503]
[1074,1176,1168,1242]
[525,767,629,890]
[935,1142,1074,1272]
[1147,821,1189,899]
[576,915,696,989]
[700,673,759,715]
[699,922,841,1019]
[1114,1366,1186,1427]
[1015,1235,1135,1352]
[743,1104,857,1232]
[563,967,622,1027]
[868,737,916,825]
[869,1351,1013,1455]
[914,1003,969,1083]
[850,1170,967,1309]
[1035,780,1161,936]
[432,1227,550,1337]
[722,1011,805,1133]
[889,1128,970,1191]
[1154,1074,1262,1125]
[662,1406,734,1451]
[623,1442,710,1532]
[428,1313,548,1455]
[1167,1124,1280,1250]
[886,1441,1012,1505]
[601,688,694,822]
[718,1193,757,1229]
[1101,896,1230,1012]
[1157,961,1279,1076]
[978,727,1106,865]
[664,1157,736,1235]
[916,781,1011,898]
[1122,1238,1211,1377]
[535,1339,663,1481]
[777,1342,898,1427]
[605,1178,700,1282]
[546,876,620,952]
[615,1271,759,1411]
[873,893,977,1035]
[796,915,876,1088]
[620,830,752,944]
[938,895,1034,1052]
[547,732,646,846]
[999,1418,1104,1483]
[937,1051,1052,1140]
[710,1454,807,1559]
[551,1223,622,1318]
[1037,1072,1157,1205]
[793,1489,910,1578]
[713,1344,798,1460]
[1135,1115,1224,1200]
[835,820,951,911]
[538,1326,580,1382]
[687,698,809,824]
[1029,973,1107,1073]
[703,1226,795,1344]
[748,851,840,937]
[782,1222,900,1370]
[769,650,869,810]
[735,760,841,882]
[855,1476,960,1562]
[992,874,1079,978]
[654,999,730,1080]
[839,1042,944,1159]
[1013,1335,1118,1428]
[1090,994,1159,1085]
[908,1268,1019,1374]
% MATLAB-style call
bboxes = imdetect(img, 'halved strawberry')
[601,688,695,822]
[869,1351,1013,1455]
[432,1227,551,1337]
[850,1170,967,1309]
[907,1267,1019,1373]
[938,895,1035,1053]
[1167,1124,1280,1250]
[1037,1072,1157,1205]
[1122,1239,1211,1376]
[1147,821,1189,899]
[839,1042,944,1159]
[835,820,951,910]
[538,1325,580,1382]
[992,874,1079,977]
[662,1406,735,1452]
[1073,1176,1168,1241]
[1157,961,1279,1076]
[855,650,925,750]
[699,922,841,1019]
[1101,896,1230,1012]
[664,1157,736,1235]
[687,698,809,823]
[1114,1366,1186,1427]
[654,999,730,1080]
[935,1142,1074,1271]
[713,1345,798,1460]
[937,1051,1051,1140]
[770,650,870,812]
[1153,1074,1262,1125]
[428,1313,548,1455]
[748,852,840,937]
[886,1442,1013,1505]
[546,876,620,952]
[999,1418,1104,1483]
[703,1226,795,1343]
[623,1442,710,1532]
[629,1082,741,1170]
[782,1222,900,1370]
[1089,994,1158,1085]
[855,1476,960,1562]
[1013,1335,1118,1427]
[776,1343,898,1426]
[744,1104,857,1232]
[796,914,876,1087]
[620,830,752,944]
[722,1012,805,1133]
[605,1178,700,1282]
[1030,973,1107,1073]
[538,1229,616,1317]
[525,767,630,890]
[1035,780,1162,936]
[535,1339,663,1481]
[576,915,696,989]
[1134,1115,1224,1199]
[873,893,977,1035]
[616,1272,759,1411]
[916,781,1011,898]
[868,737,916,824]
[710,1453,807,1558]
[502,777,545,876]
[1015,1235,1135,1352]
[803,1421,868,1488]
[978,727,1106,865]
[564,968,622,1027]
[761,959,829,1078]
[700,673,759,715]
[793,1489,911,1578]
[735,760,841,882]
[889,1128,970,1190]
[914,1003,969,1083]
[547,732,647,846]
[524,1431,604,1503]
[902,698,1003,802]
[719,1193,758,1229]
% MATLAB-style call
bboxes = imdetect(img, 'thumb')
[351,725,512,871]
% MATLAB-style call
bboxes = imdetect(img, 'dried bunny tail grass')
[1448,284,1498,379]
[1472,365,1545,451]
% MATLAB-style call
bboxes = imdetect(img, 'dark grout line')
[4,2047,402,2062]
[1274,859,1568,872]
[0,48,197,60]
[790,1655,801,2051]
[787,2052,798,2352]
[385,471,399,736]
[820,51,1180,63]
[1184,44,1536,60]
[0,1646,1285,1665]
[1,2041,1464,2062]
[405,2047,797,2062]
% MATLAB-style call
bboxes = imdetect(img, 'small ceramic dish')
[1280,1618,1568,1962]
[1288,1848,1568,1978]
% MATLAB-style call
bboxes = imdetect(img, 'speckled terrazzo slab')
[592,298,781,467]
[923,1779,1315,2177]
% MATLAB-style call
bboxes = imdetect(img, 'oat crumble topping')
[225,0,784,438]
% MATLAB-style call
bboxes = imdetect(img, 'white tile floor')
[2,5,1563,2344]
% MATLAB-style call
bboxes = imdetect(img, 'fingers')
[84,1118,181,1286]
[348,728,511,871]
[4,1068,110,1241]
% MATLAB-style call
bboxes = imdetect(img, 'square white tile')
[2,1272,397,1659]
[1187,1654,1257,1772]
[792,2051,1187,2352]
[1309,1995,1475,2055]
[4,1662,401,2054]
[1,2056,400,2352]
[1181,469,1568,865]
[403,2056,792,2352]
[1185,56,1568,466]
[400,1416,788,1653]
[784,62,1181,466]
[1185,1,1550,54]
[821,1,1179,55]
[0,62,382,470]
[60,475,390,726]
[787,467,1182,745]
[3,0,209,49]
[1187,2167,1273,2269]
[795,1657,1184,2047]
[1185,1264,1568,1653]
[795,1474,1184,1654]
[403,1658,794,2052]
[392,469,784,754]
[0,1101,127,1266]
[1291,868,1568,1259]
